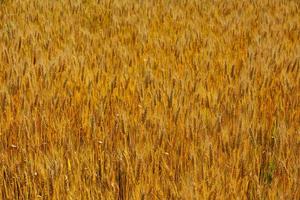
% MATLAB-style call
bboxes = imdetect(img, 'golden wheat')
[0,0,299,199]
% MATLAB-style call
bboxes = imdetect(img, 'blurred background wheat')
[0,0,299,199]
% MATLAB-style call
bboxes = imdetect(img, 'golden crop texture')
[0,0,299,199]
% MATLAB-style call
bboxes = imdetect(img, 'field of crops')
[0,0,299,199]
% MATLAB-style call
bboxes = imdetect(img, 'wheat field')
[0,0,299,199]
